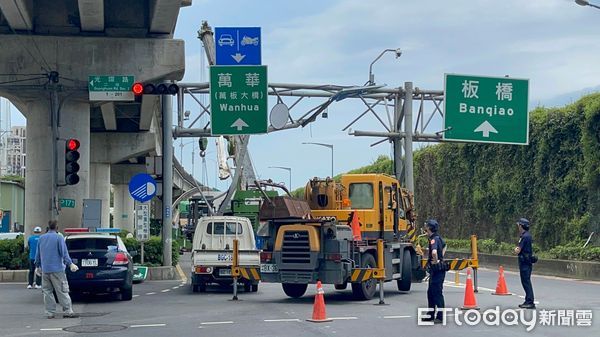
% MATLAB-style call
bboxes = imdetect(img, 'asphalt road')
[1,254,598,337]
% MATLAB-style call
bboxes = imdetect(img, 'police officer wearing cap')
[514,218,535,309]
[422,219,446,323]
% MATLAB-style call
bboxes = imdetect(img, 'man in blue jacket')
[27,226,42,289]
[34,221,79,319]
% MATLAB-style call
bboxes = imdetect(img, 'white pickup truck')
[190,216,260,293]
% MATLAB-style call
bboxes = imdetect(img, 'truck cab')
[191,216,260,293]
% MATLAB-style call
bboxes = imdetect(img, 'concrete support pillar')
[112,184,134,233]
[24,99,90,234]
[90,163,111,228]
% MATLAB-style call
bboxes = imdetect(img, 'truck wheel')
[282,283,308,298]
[334,283,347,290]
[192,284,198,293]
[397,250,412,292]
[352,253,377,300]
[251,283,259,292]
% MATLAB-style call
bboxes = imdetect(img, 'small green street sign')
[210,65,268,135]
[133,265,148,282]
[443,74,529,145]
[88,75,135,101]
[60,199,75,208]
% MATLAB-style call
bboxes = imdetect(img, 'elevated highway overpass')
[0,0,199,236]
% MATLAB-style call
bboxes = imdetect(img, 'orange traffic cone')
[461,268,479,310]
[492,266,511,296]
[350,212,362,241]
[307,281,332,323]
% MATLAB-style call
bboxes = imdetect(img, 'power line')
[6,0,51,72]
[12,0,51,70]
[0,73,46,77]
[0,76,47,85]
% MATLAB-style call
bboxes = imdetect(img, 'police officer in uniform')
[514,218,535,309]
[422,219,446,323]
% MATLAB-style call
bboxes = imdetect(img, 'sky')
[3,0,600,191]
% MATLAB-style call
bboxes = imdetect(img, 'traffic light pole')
[162,94,173,267]
[50,88,60,220]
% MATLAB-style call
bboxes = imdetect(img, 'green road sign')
[443,74,529,145]
[133,265,148,283]
[210,65,268,135]
[60,199,75,208]
[88,75,135,101]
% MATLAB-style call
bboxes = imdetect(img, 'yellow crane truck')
[257,173,427,300]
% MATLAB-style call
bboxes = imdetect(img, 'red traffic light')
[66,139,80,151]
[132,82,144,95]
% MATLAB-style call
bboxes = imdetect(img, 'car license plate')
[81,259,98,267]
[219,269,232,276]
[260,264,278,273]
[217,253,233,262]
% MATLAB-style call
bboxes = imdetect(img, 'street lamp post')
[179,139,195,163]
[576,0,600,9]
[302,142,334,178]
[269,166,292,188]
[368,48,402,85]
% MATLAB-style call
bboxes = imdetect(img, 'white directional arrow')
[231,118,249,131]
[231,53,246,63]
[474,120,498,138]
[89,79,94,86]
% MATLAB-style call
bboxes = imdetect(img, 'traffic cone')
[492,266,511,296]
[307,281,332,323]
[350,212,362,241]
[461,268,479,310]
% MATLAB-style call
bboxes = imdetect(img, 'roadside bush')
[123,236,179,266]
[0,236,29,270]
[438,237,599,262]
[478,239,499,254]
[443,239,471,252]
[547,245,600,261]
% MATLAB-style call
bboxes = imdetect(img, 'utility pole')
[162,94,173,267]
[50,87,60,220]
[393,93,403,181]
[403,82,414,193]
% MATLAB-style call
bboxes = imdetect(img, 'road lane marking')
[161,289,170,293]
[171,286,179,289]
[516,295,540,304]
[264,319,301,322]
[145,292,156,295]
[130,324,166,328]
[383,315,411,319]
[200,321,234,325]
[176,264,187,283]
[133,295,139,298]
[329,317,358,320]
[40,328,63,331]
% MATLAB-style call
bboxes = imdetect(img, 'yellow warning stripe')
[350,268,374,282]
[237,267,261,281]
[420,258,477,271]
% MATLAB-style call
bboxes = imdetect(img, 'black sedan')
[64,231,135,301]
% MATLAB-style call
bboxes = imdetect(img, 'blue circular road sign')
[128,173,157,203]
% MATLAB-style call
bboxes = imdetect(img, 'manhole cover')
[64,324,127,333]
[75,312,110,318]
